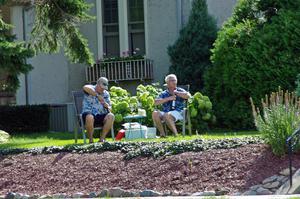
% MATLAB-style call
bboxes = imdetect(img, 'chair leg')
[111,125,115,140]
[80,117,86,144]
[182,111,186,137]
[183,122,186,137]
[81,127,86,144]
[74,124,78,144]
[188,112,192,136]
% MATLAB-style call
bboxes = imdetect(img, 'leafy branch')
[29,0,95,66]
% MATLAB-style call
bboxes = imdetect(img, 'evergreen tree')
[0,0,95,92]
[168,0,217,92]
[0,18,33,92]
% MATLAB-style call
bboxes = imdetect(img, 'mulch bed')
[0,144,300,195]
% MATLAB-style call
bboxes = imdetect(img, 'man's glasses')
[102,82,108,86]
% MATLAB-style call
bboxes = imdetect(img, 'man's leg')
[85,114,95,143]
[152,111,166,137]
[163,112,178,136]
[100,113,115,142]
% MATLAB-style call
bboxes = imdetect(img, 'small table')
[123,115,146,139]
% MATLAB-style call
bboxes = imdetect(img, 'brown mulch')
[0,144,300,195]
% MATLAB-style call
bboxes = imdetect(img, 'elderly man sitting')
[152,74,191,137]
[82,77,114,143]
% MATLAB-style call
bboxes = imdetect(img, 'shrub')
[250,88,300,156]
[136,83,162,126]
[204,0,300,130]
[168,0,217,92]
[188,92,215,132]
[110,84,214,133]
[0,105,49,133]
[110,84,162,128]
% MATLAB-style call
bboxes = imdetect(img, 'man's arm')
[155,95,176,105]
[83,85,109,108]
[104,92,112,111]
[174,90,191,100]
[83,85,97,96]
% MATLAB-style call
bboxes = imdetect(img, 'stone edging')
[241,167,298,196]
[1,187,230,199]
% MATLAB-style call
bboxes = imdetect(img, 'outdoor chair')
[72,90,115,144]
[157,84,192,137]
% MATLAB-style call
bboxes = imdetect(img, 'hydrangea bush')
[110,84,215,133]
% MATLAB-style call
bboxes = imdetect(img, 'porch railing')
[86,58,154,83]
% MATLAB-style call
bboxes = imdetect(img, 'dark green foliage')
[30,0,95,66]
[0,105,49,133]
[0,0,94,92]
[188,92,215,132]
[0,18,34,92]
[295,74,300,97]
[0,0,7,5]
[0,137,263,159]
[168,0,217,92]
[204,0,300,129]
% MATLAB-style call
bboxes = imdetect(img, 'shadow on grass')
[0,141,49,149]
[9,131,74,140]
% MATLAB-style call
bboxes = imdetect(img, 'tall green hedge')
[168,0,217,92]
[0,105,49,133]
[204,0,300,129]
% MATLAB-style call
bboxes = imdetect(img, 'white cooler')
[125,125,147,140]
[145,127,157,138]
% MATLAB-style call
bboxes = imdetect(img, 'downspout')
[22,7,29,105]
[177,0,183,34]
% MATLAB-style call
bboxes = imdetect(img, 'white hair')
[165,74,177,83]
[97,77,108,85]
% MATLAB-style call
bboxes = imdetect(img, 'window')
[128,0,145,56]
[129,0,144,22]
[102,0,120,57]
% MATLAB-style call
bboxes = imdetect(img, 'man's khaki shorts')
[159,110,183,122]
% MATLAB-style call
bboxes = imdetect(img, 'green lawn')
[0,130,260,149]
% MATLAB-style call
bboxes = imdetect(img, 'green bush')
[168,0,217,92]
[110,84,214,133]
[136,83,162,126]
[110,84,162,128]
[188,92,215,132]
[204,0,300,130]
[250,88,300,156]
[0,105,49,133]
